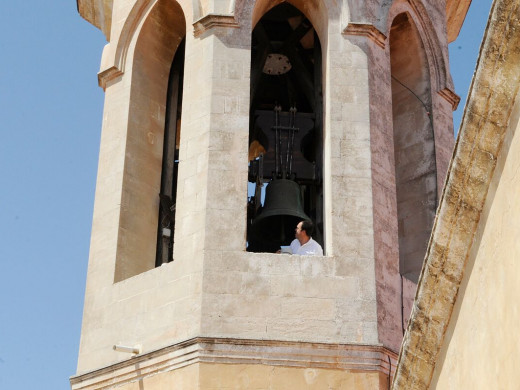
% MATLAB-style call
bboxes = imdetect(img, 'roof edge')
[446,0,472,43]
[77,0,113,41]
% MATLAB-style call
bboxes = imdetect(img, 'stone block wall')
[201,252,378,343]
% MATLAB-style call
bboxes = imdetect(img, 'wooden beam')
[284,45,315,109]
[250,22,272,104]
[281,18,312,51]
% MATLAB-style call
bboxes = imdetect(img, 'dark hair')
[301,220,314,237]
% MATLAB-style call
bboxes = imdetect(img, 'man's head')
[295,220,314,244]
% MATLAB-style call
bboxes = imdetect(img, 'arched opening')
[246,2,324,253]
[114,0,186,281]
[156,38,185,266]
[390,12,437,283]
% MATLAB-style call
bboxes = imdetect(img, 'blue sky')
[0,1,492,389]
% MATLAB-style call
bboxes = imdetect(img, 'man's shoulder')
[290,239,300,252]
[309,238,322,247]
[300,238,323,255]
[308,238,323,255]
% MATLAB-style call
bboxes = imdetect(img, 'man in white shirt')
[289,220,323,256]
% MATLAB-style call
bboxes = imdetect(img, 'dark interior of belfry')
[156,39,185,266]
[247,3,324,253]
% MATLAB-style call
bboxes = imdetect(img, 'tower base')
[71,337,396,390]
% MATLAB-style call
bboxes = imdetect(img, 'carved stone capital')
[193,14,240,38]
[438,87,461,110]
[343,23,387,49]
[97,66,123,90]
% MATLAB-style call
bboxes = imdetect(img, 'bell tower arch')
[247,2,324,253]
[115,0,187,281]
[390,11,437,283]
[73,0,467,388]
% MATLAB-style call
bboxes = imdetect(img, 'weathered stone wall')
[201,252,378,342]
[431,90,520,390]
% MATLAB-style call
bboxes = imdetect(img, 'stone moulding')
[438,87,461,111]
[342,23,387,49]
[97,65,124,90]
[407,0,450,94]
[70,337,398,390]
[95,0,176,91]
[193,14,240,37]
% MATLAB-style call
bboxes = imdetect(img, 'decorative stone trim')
[70,337,398,390]
[97,66,123,90]
[392,0,520,388]
[438,87,461,110]
[342,23,387,49]
[193,14,240,38]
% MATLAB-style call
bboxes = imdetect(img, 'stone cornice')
[193,14,240,38]
[342,23,387,49]
[70,337,398,390]
[97,66,123,90]
[438,87,461,111]
[393,0,520,388]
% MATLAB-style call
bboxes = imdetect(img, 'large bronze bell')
[249,179,310,252]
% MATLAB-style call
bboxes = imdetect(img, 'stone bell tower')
[72,0,468,389]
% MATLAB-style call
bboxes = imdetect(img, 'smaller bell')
[249,179,310,252]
